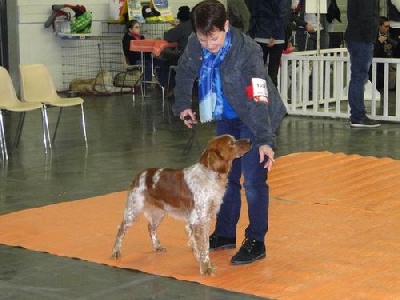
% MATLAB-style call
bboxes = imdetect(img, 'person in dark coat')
[344,0,380,128]
[248,0,289,88]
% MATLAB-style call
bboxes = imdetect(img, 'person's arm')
[242,46,278,169]
[234,41,277,149]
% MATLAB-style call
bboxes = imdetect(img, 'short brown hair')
[192,0,227,35]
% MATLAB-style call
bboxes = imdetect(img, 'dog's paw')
[187,240,194,249]
[200,261,215,276]
[111,248,121,259]
[155,246,166,252]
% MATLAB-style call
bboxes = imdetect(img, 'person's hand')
[267,38,276,48]
[305,23,314,32]
[379,34,388,43]
[259,144,275,171]
[180,109,197,128]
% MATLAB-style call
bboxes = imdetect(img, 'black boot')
[230,237,266,265]
[209,233,236,251]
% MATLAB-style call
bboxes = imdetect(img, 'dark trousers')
[257,42,285,88]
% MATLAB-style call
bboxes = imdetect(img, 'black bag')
[142,5,160,19]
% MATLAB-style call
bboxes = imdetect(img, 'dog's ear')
[199,149,229,173]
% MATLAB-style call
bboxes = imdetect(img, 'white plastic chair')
[0,66,51,160]
[19,64,87,147]
[120,50,144,101]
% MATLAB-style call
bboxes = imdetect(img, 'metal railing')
[278,48,400,122]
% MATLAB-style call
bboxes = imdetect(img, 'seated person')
[160,6,193,89]
[370,16,398,90]
[163,6,193,62]
[122,20,167,86]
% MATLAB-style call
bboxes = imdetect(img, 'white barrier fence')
[278,48,400,122]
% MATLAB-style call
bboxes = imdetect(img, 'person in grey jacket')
[172,0,287,265]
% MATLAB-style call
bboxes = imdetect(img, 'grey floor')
[1,88,400,299]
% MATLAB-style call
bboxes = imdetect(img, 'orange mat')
[0,151,399,299]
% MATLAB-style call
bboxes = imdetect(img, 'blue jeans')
[346,40,374,122]
[214,118,269,242]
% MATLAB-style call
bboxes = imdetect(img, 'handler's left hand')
[259,145,275,171]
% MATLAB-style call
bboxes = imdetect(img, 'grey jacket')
[172,27,287,148]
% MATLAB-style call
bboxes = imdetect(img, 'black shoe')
[209,233,236,251]
[230,238,266,265]
[350,117,381,128]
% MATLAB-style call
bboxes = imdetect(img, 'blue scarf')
[198,30,232,123]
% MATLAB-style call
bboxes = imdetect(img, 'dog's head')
[199,134,251,173]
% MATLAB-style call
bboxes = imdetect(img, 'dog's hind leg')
[111,186,145,259]
[111,219,131,259]
[145,207,166,252]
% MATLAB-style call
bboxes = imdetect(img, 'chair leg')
[0,110,9,160]
[41,105,52,151]
[135,72,145,101]
[160,85,165,108]
[52,107,63,144]
[80,103,88,147]
[166,67,173,97]
[13,112,26,148]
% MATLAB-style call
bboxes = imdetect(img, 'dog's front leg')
[191,223,215,276]
[185,224,195,250]
[146,210,166,252]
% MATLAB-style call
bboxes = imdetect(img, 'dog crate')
[60,36,126,93]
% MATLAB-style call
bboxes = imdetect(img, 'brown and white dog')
[111,134,251,275]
